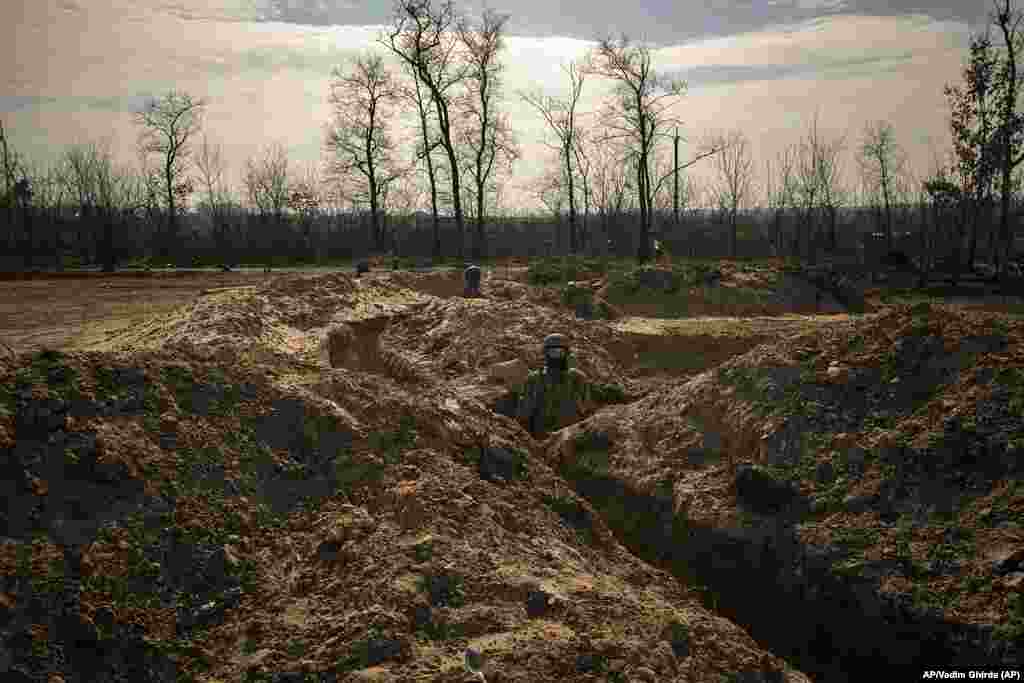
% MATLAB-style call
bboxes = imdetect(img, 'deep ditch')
[558,464,1021,683]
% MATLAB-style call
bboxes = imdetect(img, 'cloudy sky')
[0,0,994,211]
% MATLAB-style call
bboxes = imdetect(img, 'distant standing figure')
[516,333,595,436]
[356,260,370,278]
[464,265,482,297]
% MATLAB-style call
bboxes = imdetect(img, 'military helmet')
[543,333,568,360]
[543,333,568,350]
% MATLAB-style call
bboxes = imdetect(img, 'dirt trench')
[321,316,394,374]
[309,296,1019,680]
[552,449,1018,682]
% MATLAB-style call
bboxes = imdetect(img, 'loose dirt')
[1,261,1021,682]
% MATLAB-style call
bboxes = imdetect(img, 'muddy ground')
[0,260,1022,683]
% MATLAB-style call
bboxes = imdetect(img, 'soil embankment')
[1,263,1021,681]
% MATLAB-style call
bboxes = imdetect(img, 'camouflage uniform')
[516,334,594,435]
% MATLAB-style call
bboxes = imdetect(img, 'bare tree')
[793,112,844,260]
[384,0,469,257]
[245,143,291,217]
[711,130,755,258]
[991,0,1024,276]
[794,122,820,260]
[134,91,206,260]
[244,142,291,269]
[401,60,444,258]
[765,145,797,257]
[288,163,324,262]
[817,132,847,253]
[0,118,33,265]
[587,128,635,254]
[194,134,235,262]
[520,59,587,253]
[63,143,102,263]
[588,37,728,262]
[858,120,906,251]
[325,51,405,252]
[533,159,567,226]
[23,160,70,267]
[0,118,26,207]
[61,141,138,271]
[457,8,518,259]
[572,125,595,251]
[945,31,1001,276]
[588,35,686,261]
[91,146,134,272]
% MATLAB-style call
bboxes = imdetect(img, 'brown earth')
[0,261,1022,682]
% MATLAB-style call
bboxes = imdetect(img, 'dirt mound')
[77,272,430,369]
[591,260,861,318]
[0,346,812,683]
[5,263,1023,681]
[542,303,1024,677]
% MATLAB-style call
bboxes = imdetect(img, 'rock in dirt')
[478,446,527,483]
[991,547,1024,576]
[525,587,554,618]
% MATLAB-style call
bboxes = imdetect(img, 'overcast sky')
[0,0,996,211]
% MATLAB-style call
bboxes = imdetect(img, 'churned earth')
[0,258,1021,682]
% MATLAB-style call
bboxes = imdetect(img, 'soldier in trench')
[464,265,482,297]
[516,333,596,436]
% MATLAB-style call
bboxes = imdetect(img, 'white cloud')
[0,4,974,210]
[795,0,847,10]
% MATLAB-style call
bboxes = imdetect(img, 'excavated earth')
[0,262,1021,683]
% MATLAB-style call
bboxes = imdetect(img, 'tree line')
[2,0,1024,276]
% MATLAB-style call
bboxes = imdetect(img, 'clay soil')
[1,260,1022,682]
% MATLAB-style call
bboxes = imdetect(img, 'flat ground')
[0,270,288,355]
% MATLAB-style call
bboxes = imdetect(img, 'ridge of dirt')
[3,263,1023,681]
[543,301,1024,674]
[0,268,816,683]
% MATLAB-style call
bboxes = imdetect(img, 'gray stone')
[992,547,1024,575]
[364,637,406,666]
[576,653,601,672]
[525,588,552,618]
[664,620,691,659]
[478,446,526,483]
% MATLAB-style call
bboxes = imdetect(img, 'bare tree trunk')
[100,208,117,273]
[918,197,929,288]
[730,208,737,259]
[565,146,577,254]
